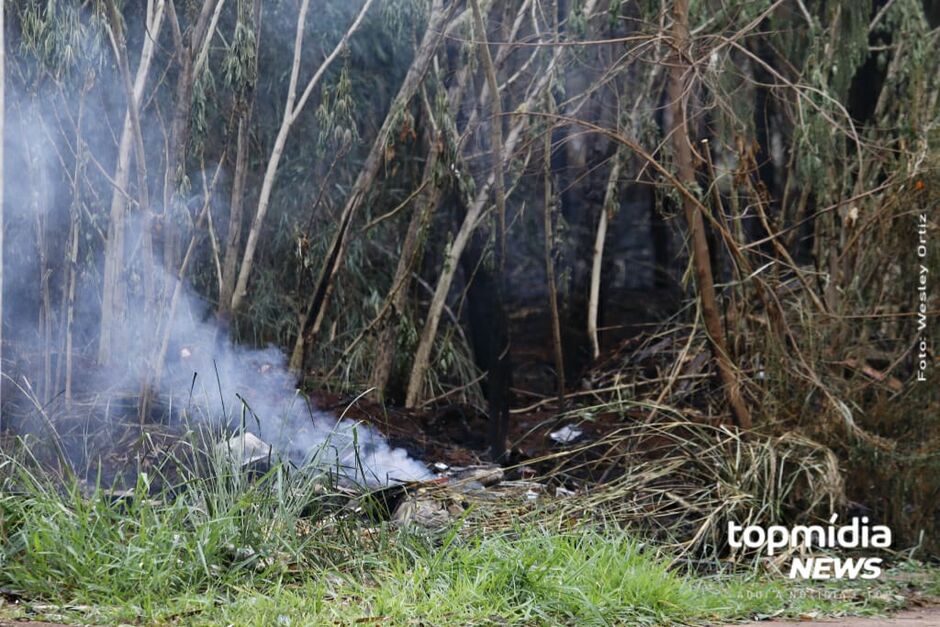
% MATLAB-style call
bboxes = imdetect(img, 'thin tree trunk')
[587,155,621,361]
[468,0,511,461]
[367,125,444,400]
[586,55,662,362]
[218,115,250,325]
[98,0,166,365]
[543,131,566,404]
[366,59,475,400]
[63,209,79,405]
[106,0,167,425]
[33,155,52,404]
[52,87,84,406]
[20,111,53,403]
[297,0,450,371]
[230,0,375,315]
[542,2,565,403]
[162,0,223,274]
[217,0,260,330]
[667,0,752,429]
[151,160,226,394]
[287,147,349,370]
[403,0,599,406]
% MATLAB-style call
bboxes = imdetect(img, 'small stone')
[392,496,453,528]
[454,465,504,487]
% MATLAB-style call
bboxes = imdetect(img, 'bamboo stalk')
[543,100,566,404]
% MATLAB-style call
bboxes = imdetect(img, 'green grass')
[0,450,932,626]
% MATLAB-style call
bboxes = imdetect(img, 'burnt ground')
[310,387,647,481]
[0,285,682,486]
[311,286,684,481]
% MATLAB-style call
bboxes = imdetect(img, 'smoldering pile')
[4,266,430,489]
[169,335,430,488]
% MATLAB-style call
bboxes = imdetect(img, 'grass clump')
[0,443,347,608]
[0,444,933,626]
[356,528,707,625]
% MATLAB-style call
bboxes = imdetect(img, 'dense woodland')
[0,0,937,553]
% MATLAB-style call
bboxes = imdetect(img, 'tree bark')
[587,155,621,361]
[218,115,250,325]
[217,0,260,331]
[367,129,444,401]
[667,0,752,429]
[403,20,570,408]
[468,0,511,461]
[162,0,224,274]
[542,104,566,404]
[30,138,52,404]
[366,57,476,401]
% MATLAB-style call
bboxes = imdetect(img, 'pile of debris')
[217,432,575,531]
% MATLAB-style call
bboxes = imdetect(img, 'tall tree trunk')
[403,21,571,408]
[218,115,250,326]
[366,56,476,401]
[367,128,444,401]
[162,0,224,274]
[468,0,511,461]
[667,0,752,429]
[216,0,260,331]
[543,106,566,404]
[31,142,52,404]
[296,0,451,372]
[543,3,566,405]
[63,205,79,405]
[98,0,166,365]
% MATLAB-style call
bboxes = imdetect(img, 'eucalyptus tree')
[0,0,934,468]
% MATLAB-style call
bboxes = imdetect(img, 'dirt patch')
[731,606,940,626]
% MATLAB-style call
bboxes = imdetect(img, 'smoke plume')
[1,4,430,488]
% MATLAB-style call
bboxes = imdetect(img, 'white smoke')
[158,283,431,486]
[1,4,430,488]
[59,242,429,488]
